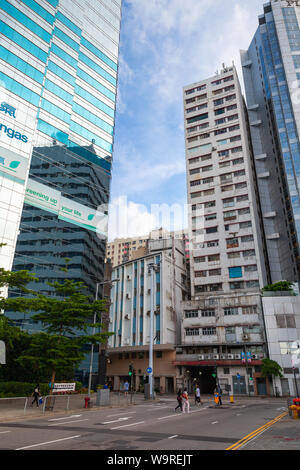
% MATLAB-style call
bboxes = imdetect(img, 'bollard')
[84,396,90,409]
[230,395,234,404]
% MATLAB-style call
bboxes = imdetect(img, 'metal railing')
[0,391,138,419]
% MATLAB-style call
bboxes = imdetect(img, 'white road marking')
[168,435,178,439]
[16,435,81,450]
[158,414,178,420]
[0,431,12,434]
[48,419,88,426]
[110,421,145,430]
[106,411,136,417]
[212,421,218,424]
[48,415,82,421]
[102,417,132,425]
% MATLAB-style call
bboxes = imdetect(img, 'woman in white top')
[182,388,190,413]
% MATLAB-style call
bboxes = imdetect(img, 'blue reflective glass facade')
[1,0,122,385]
[242,2,300,280]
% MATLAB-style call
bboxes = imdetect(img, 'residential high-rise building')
[241,0,300,282]
[177,66,270,396]
[0,0,122,288]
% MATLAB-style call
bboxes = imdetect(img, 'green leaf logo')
[88,214,95,221]
[9,161,21,169]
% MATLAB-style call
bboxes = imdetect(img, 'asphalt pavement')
[0,394,299,452]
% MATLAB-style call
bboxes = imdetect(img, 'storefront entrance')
[187,366,216,394]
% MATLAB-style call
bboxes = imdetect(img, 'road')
[0,396,297,452]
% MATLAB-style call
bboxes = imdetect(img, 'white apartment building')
[106,228,188,267]
[178,65,271,396]
[262,291,300,396]
[106,237,188,393]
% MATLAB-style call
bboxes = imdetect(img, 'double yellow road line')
[226,411,288,450]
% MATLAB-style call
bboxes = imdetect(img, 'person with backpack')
[31,384,41,407]
[175,388,183,412]
[182,387,190,413]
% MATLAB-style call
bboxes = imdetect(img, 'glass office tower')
[0,0,122,382]
[0,0,121,274]
[241,0,300,282]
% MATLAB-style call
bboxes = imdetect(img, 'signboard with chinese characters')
[274,0,300,6]
[52,383,76,393]
[25,178,61,214]
[0,145,29,185]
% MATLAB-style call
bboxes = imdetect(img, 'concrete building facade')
[178,66,271,396]
[106,238,188,393]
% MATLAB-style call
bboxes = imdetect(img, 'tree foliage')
[261,358,283,378]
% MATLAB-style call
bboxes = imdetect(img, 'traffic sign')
[146,367,152,374]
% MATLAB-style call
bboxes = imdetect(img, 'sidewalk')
[0,392,155,423]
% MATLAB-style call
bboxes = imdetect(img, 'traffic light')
[129,364,133,376]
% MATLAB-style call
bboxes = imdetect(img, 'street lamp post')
[87,278,119,397]
[147,262,160,399]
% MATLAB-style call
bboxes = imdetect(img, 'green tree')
[262,281,294,293]
[2,264,112,392]
[261,358,283,379]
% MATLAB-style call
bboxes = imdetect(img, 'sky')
[108,0,265,240]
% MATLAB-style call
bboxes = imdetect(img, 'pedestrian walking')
[124,380,129,397]
[195,384,202,406]
[182,388,190,413]
[175,389,183,412]
[31,384,40,407]
[217,384,223,406]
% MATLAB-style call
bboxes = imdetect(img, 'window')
[223,198,235,208]
[201,310,215,317]
[243,250,255,257]
[241,235,254,243]
[206,226,218,234]
[228,252,240,259]
[245,280,259,288]
[276,315,296,329]
[195,271,207,277]
[209,269,221,276]
[237,194,248,202]
[244,265,257,272]
[224,307,239,316]
[229,266,242,278]
[227,238,239,248]
[202,327,216,335]
[186,328,200,336]
[230,281,244,290]
[208,254,220,262]
[185,310,198,318]
[205,200,216,208]
[242,306,257,315]
[240,221,252,229]
[224,210,236,220]
[194,256,205,263]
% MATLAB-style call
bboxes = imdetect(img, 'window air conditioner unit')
[234,354,241,359]
[148,289,151,294]
[213,354,219,360]
[198,354,205,360]
[123,338,130,345]
[205,354,212,360]
[227,354,234,359]
[146,336,150,343]
[220,354,227,360]
[146,310,151,316]
[252,354,259,360]
[109,318,113,324]
[127,275,131,280]
[126,293,131,299]
[125,314,130,320]
[242,334,249,341]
